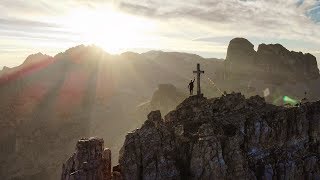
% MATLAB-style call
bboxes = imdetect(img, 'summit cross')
[193,63,205,95]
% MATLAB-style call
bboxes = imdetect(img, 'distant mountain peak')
[141,50,164,59]
[23,52,52,66]
[142,50,204,60]
[54,44,109,61]
[2,66,10,71]
[121,51,141,56]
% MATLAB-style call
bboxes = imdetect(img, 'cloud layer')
[117,0,320,41]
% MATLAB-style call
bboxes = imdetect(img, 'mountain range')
[0,38,319,179]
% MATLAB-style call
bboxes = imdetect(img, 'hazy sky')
[0,0,319,68]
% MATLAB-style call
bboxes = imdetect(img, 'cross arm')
[193,71,205,73]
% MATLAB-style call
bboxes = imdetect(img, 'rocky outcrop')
[118,93,320,179]
[23,52,52,66]
[150,84,187,108]
[225,38,319,81]
[61,137,112,180]
[0,66,10,76]
[136,84,187,118]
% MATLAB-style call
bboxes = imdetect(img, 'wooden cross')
[193,63,205,95]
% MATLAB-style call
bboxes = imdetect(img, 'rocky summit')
[63,93,320,179]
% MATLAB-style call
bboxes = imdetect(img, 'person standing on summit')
[188,78,195,95]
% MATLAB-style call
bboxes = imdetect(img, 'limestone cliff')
[119,93,320,179]
[256,43,319,80]
[225,38,256,65]
[225,37,319,81]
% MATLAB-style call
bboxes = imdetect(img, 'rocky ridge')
[63,93,320,179]
[121,93,320,179]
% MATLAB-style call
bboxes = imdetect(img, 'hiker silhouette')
[188,78,195,95]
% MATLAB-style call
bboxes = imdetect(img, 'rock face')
[256,44,319,79]
[225,37,319,81]
[119,93,320,179]
[61,137,112,180]
[226,38,256,65]
[119,110,180,180]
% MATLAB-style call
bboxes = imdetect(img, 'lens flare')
[60,7,156,53]
[283,96,298,105]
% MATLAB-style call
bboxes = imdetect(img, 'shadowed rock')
[61,137,112,180]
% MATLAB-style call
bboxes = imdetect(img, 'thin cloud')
[0,18,60,28]
[117,0,320,45]
[0,17,79,42]
[307,3,320,22]
[119,2,157,17]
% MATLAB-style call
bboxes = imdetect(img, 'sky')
[0,0,319,68]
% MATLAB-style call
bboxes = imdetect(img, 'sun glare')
[61,7,156,53]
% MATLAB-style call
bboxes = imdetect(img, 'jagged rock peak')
[61,137,112,180]
[257,43,286,53]
[225,37,319,80]
[147,110,162,122]
[23,52,52,65]
[2,66,10,71]
[53,44,109,60]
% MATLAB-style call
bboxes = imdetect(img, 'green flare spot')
[283,96,298,105]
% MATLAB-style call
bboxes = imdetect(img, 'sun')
[61,7,155,53]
